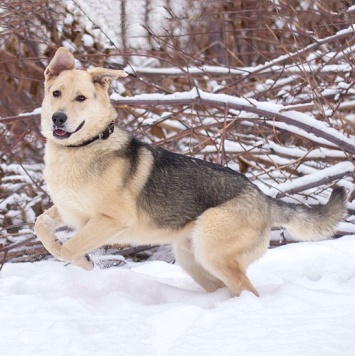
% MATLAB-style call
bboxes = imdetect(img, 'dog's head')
[41,47,128,146]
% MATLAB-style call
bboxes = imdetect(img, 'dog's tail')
[269,187,348,241]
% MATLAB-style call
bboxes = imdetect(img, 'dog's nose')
[52,112,67,127]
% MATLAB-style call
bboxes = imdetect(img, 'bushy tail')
[269,187,348,241]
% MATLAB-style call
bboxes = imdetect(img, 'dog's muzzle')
[52,112,84,139]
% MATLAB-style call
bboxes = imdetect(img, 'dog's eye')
[53,90,61,98]
[76,95,86,102]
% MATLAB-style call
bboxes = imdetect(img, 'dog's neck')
[66,121,115,148]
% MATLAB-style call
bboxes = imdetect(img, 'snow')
[82,34,95,47]
[265,142,346,159]
[124,63,353,78]
[267,161,354,198]
[18,107,41,116]
[114,88,355,155]
[1,236,355,355]
[124,64,251,76]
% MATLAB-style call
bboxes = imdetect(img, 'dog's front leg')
[34,205,64,261]
[60,214,126,270]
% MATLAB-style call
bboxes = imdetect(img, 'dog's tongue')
[54,129,67,136]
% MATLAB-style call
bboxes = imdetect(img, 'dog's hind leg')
[173,237,226,293]
[192,199,270,297]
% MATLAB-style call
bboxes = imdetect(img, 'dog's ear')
[87,68,128,88]
[45,47,75,80]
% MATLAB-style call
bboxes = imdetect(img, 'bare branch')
[114,90,355,155]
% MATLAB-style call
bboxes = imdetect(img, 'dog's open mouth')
[53,128,71,138]
[53,121,85,139]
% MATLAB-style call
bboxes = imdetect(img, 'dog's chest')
[44,149,96,211]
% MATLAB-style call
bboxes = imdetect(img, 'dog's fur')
[35,47,348,296]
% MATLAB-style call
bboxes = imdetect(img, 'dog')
[34,47,348,297]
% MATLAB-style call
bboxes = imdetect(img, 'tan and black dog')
[35,47,348,297]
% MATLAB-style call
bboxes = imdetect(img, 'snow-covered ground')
[1,236,355,356]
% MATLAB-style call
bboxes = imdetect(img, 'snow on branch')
[113,89,355,155]
[124,25,355,79]
[124,63,353,78]
[267,162,354,199]
[235,24,355,79]
[0,108,41,124]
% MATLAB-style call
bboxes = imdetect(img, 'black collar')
[67,121,115,148]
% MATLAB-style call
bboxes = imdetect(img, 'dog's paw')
[60,245,94,270]
[72,254,94,271]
